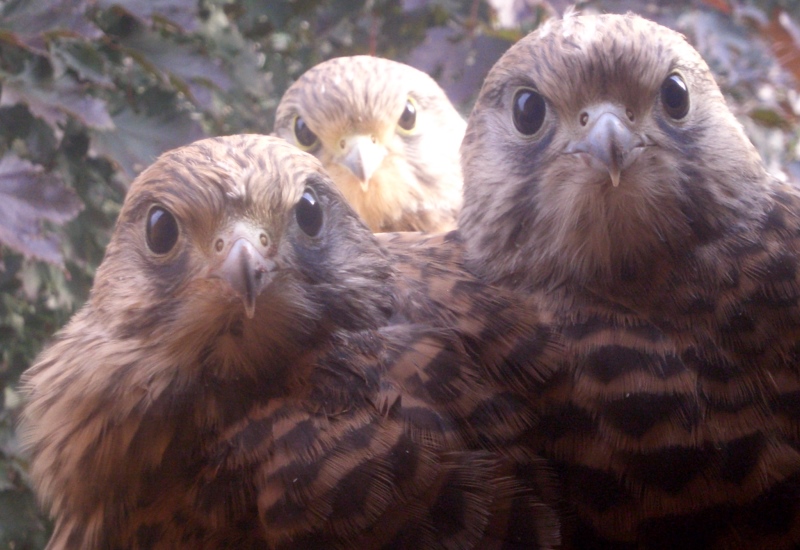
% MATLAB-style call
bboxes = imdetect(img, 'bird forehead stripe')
[279,56,439,129]
[490,14,705,106]
[125,135,322,220]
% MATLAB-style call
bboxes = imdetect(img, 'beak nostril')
[215,239,224,252]
[259,233,268,247]
[339,139,346,149]
[580,112,589,126]
[627,109,635,122]
[371,135,377,143]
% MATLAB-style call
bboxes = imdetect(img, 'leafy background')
[0,0,797,545]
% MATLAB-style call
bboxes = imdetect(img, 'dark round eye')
[661,73,690,119]
[293,116,319,149]
[398,99,417,131]
[512,88,546,135]
[146,206,179,255]
[296,188,323,237]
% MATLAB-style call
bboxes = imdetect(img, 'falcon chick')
[20,134,561,548]
[460,12,800,548]
[274,56,465,232]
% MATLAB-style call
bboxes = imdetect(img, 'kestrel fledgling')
[459,12,800,548]
[20,134,562,549]
[274,56,465,232]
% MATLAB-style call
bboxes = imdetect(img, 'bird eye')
[512,88,546,136]
[293,116,319,149]
[397,98,417,131]
[661,73,690,120]
[295,188,323,237]
[146,205,179,255]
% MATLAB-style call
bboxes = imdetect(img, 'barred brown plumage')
[19,134,562,549]
[274,56,465,233]
[459,12,800,548]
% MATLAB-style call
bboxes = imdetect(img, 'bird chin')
[234,285,273,321]
[200,278,271,325]
[566,146,649,188]
[240,295,258,320]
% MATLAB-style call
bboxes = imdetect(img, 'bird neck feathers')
[462,158,771,296]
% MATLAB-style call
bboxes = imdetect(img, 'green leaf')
[0,406,50,548]
[749,106,791,128]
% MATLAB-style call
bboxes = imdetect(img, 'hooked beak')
[209,222,275,319]
[565,103,650,187]
[337,134,387,192]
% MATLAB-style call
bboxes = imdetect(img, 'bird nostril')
[370,135,377,144]
[259,233,268,247]
[339,139,346,149]
[580,112,589,126]
[626,109,635,122]
[215,238,224,252]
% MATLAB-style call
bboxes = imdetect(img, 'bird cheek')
[208,222,276,319]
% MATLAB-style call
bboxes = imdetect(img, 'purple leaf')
[97,0,200,32]
[89,105,206,182]
[119,29,232,94]
[404,27,512,108]
[1,68,114,130]
[0,0,101,49]
[0,154,83,265]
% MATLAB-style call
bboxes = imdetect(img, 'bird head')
[18,135,400,545]
[459,13,768,290]
[274,56,465,231]
[90,134,394,372]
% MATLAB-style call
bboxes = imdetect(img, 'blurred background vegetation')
[0,0,798,545]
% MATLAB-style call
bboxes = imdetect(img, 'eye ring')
[397,98,417,133]
[295,187,323,237]
[512,88,547,136]
[660,73,690,120]
[293,116,319,149]
[146,205,179,255]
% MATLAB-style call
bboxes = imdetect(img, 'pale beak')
[209,222,274,319]
[337,134,387,192]
[566,103,649,187]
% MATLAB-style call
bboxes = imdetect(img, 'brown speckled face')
[274,56,466,232]
[459,13,767,290]
[91,135,395,373]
